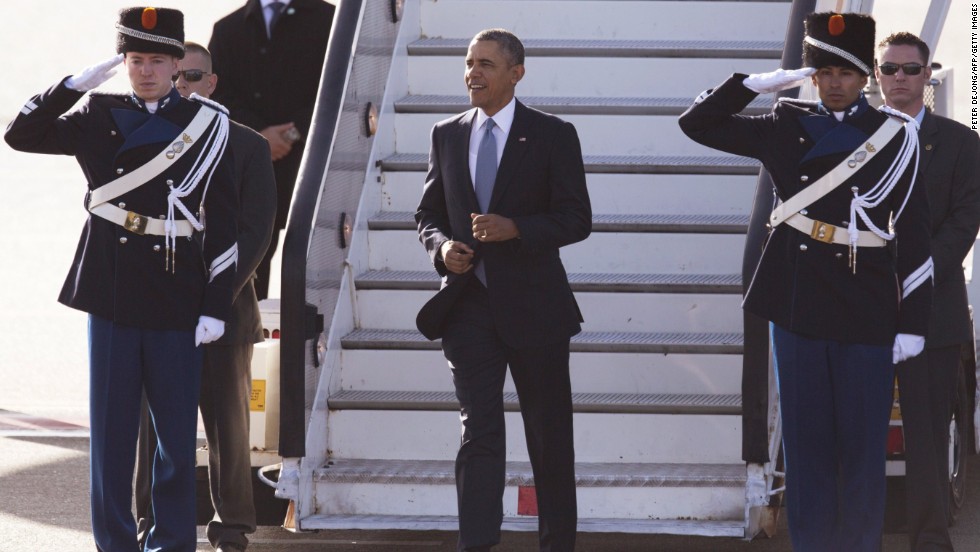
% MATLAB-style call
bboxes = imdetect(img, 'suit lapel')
[454,110,481,214]
[917,110,939,174]
[244,0,270,43]
[489,100,531,212]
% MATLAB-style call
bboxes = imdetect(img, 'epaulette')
[188,93,230,116]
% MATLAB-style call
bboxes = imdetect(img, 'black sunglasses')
[172,69,210,82]
[877,62,925,76]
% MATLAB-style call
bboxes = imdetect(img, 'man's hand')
[195,316,226,346]
[471,213,519,242]
[66,54,125,92]
[260,122,296,161]
[743,67,816,94]
[893,333,925,364]
[440,240,474,275]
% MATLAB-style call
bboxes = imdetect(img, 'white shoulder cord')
[165,108,230,271]
[846,106,919,250]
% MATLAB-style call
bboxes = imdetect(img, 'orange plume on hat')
[828,14,845,36]
[141,7,158,30]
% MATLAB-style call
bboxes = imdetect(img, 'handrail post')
[741,0,817,465]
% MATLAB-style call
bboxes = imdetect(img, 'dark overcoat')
[209,0,334,229]
[918,111,980,348]
[212,121,277,345]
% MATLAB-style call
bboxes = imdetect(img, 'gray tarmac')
[3,433,980,550]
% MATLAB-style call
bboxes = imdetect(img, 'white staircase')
[301,0,791,537]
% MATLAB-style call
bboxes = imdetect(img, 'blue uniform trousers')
[772,324,894,552]
[88,315,202,552]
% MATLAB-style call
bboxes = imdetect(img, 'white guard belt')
[784,213,885,247]
[87,106,220,237]
[769,117,903,248]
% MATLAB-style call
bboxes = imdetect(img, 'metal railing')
[278,0,364,458]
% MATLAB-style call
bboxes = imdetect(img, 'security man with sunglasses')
[680,12,932,551]
[877,32,980,552]
[4,7,237,552]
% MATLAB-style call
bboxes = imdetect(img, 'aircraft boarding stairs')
[299,0,791,538]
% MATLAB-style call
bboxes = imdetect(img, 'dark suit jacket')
[920,111,980,348]
[209,0,334,229]
[679,75,932,345]
[211,121,277,346]
[415,100,592,349]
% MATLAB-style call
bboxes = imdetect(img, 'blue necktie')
[473,118,497,285]
[475,118,497,212]
[268,2,285,37]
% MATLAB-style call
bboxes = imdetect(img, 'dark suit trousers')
[200,344,257,548]
[440,280,577,552]
[135,344,257,549]
[895,346,959,552]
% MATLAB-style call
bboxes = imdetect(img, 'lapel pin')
[925,144,933,151]
[518,137,526,142]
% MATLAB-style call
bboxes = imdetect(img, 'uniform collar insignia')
[816,92,869,122]
[127,87,182,114]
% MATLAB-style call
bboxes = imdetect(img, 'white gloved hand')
[743,67,816,94]
[65,54,125,92]
[892,333,925,364]
[195,315,226,346]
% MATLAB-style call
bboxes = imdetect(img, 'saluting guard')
[679,12,932,552]
[4,7,238,552]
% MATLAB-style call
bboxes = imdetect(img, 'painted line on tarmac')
[0,429,91,437]
[200,539,445,547]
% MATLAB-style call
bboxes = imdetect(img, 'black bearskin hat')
[116,7,185,59]
[803,12,875,75]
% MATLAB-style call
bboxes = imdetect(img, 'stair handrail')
[279,0,364,458]
[742,0,817,468]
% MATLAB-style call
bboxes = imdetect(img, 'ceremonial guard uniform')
[680,13,932,552]
[4,8,237,552]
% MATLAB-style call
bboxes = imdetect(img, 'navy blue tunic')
[5,80,238,330]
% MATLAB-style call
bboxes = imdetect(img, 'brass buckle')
[124,211,148,235]
[810,220,835,244]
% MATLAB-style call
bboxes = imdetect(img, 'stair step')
[395,94,773,116]
[409,57,783,98]
[369,231,746,274]
[327,390,741,415]
[382,172,758,215]
[314,458,745,487]
[408,38,782,59]
[356,270,742,293]
[340,349,743,395]
[380,153,760,175]
[370,211,749,233]
[299,514,746,536]
[341,328,743,354]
